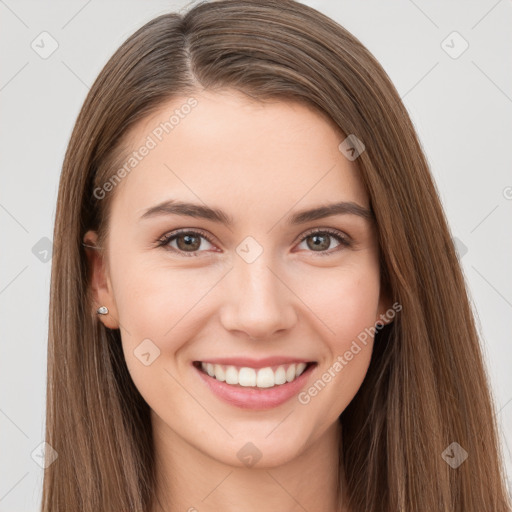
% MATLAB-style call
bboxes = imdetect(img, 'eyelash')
[155,227,352,258]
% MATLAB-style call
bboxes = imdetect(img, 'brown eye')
[306,233,331,251]
[296,229,351,256]
[175,233,202,251]
[157,229,216,257]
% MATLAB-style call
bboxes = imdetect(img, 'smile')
[194,361,314,388]
[192,359,318,410]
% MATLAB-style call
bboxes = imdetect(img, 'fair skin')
[84,89,392,512]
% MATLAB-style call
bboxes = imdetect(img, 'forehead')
[108,89,369,223]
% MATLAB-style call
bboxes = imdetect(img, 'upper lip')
[194,357,315,369]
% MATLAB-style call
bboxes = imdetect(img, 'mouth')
[192,360,317,389]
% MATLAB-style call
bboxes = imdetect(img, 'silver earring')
[97,306,109,315]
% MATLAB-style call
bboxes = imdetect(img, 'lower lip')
[193,363,317,410]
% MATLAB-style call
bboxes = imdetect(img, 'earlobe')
[82,230,120,330]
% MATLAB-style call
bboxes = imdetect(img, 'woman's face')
[85,89,391,468]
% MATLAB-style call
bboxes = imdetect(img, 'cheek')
[108,254,204,410]
[109,252,221,355]
[112,247,381,349]
[295,255,381,344]
[294,309,378,425]
[293,258,380,411]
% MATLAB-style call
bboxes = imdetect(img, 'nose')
[219,255,297,340]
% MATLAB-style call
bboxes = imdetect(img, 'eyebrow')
[139,199,375,226]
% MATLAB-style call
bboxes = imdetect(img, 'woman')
[42,1,511,510]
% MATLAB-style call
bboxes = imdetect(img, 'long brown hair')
[43,1,511,510]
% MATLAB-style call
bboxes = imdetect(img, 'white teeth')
[200,362,310,388]
[274,366,286,385]
[256,367,275,388]
[238,367,256,387]
[213,364,225,382]
[225,365,238,385]
[296,362,307,377]
[206,363,215,377]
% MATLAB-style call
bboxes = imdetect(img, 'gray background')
[1,0,511,510]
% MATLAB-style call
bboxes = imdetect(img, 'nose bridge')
[239,253,281,304]
[220,247,296,338]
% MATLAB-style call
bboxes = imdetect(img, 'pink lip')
[196,356,313,369]
[193,361,317,410]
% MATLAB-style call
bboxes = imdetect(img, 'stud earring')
[97,306,109,315]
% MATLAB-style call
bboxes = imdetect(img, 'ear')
[83,230,120,330]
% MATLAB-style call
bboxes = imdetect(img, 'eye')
[156,227,351,257]
[295,228,351,256]
[156,229,217,257]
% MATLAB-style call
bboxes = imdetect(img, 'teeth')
[286,365,295,382]
[274,366,286,385]
[200,361,309,388]
[214,364,225,382]
[239,367,256,387]
[296,362,307,377]
[257,367,275,388]
[225,365,238,384]
[206,363,215,377]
